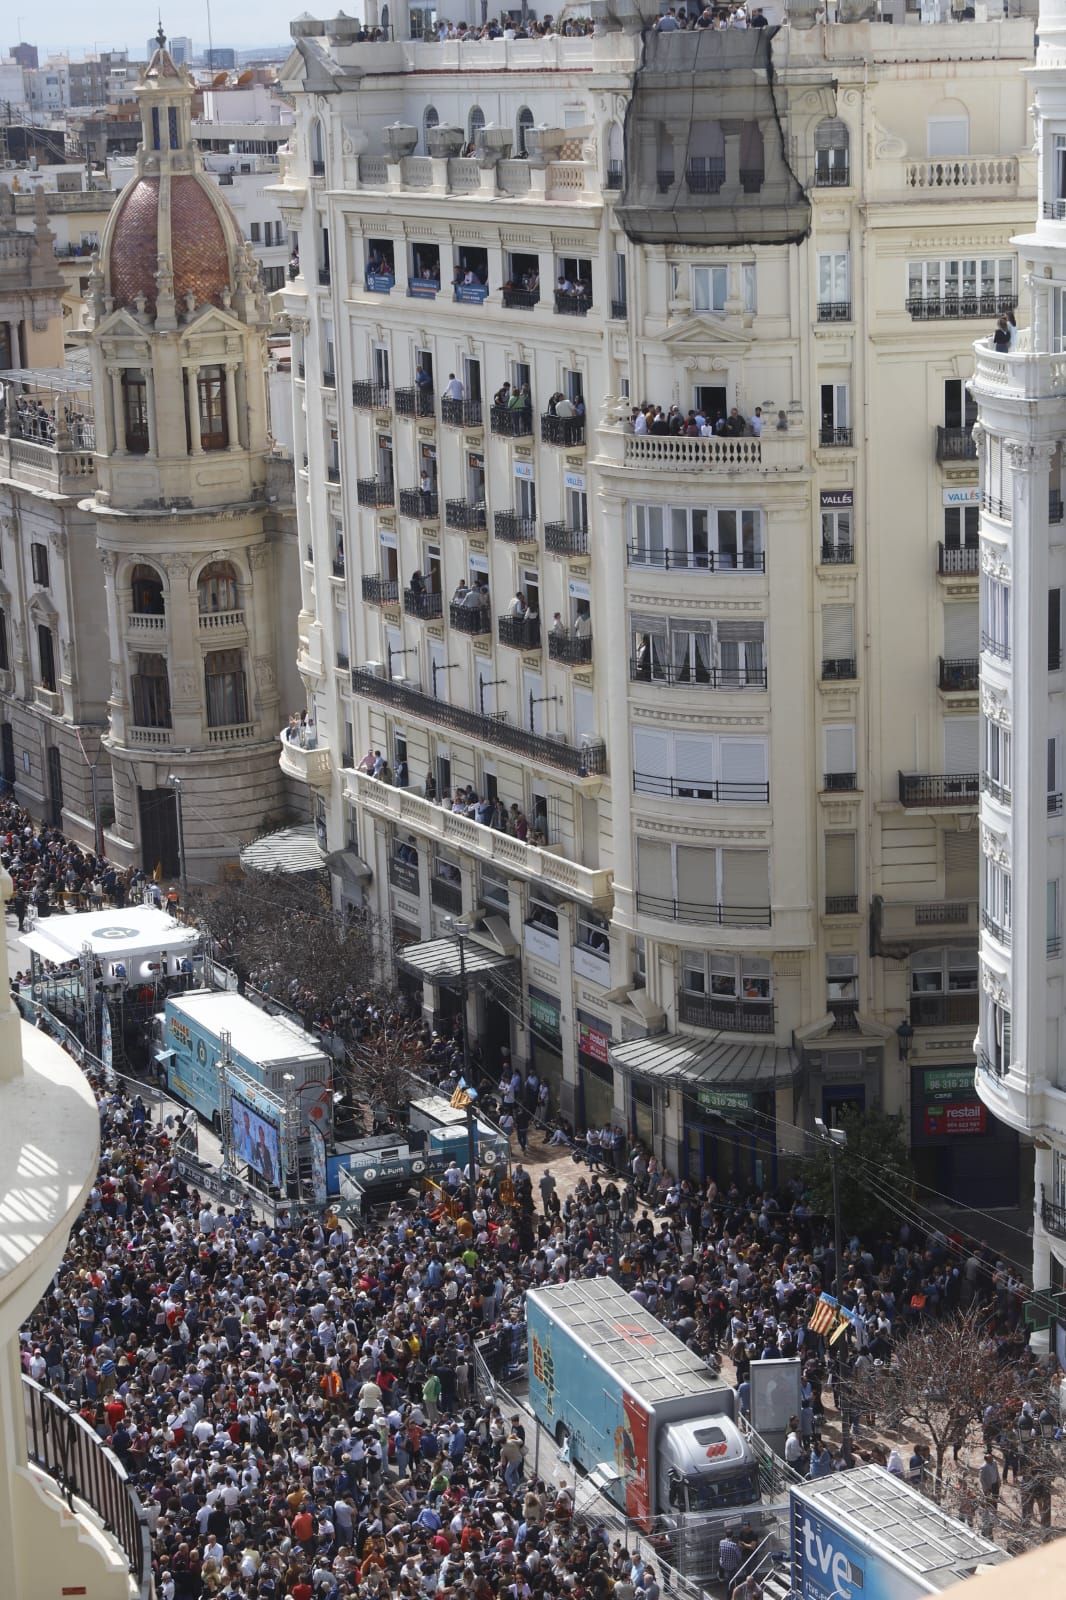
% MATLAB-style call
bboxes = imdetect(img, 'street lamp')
[814,1115,847,1297]
[166,773,188,906]
[896,1017,915,1062]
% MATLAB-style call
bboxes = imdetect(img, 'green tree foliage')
[806,1107,914,1237]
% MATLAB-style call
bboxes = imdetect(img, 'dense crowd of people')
[0,796,147,932]
[3,389,95,449]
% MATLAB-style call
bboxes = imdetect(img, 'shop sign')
[921,1065,984,1136]
[696,1086,754,1113]
[819,490,853,508]
[578,1022,610,1064]
[943,486,980,506]
[529,991,561,1043]
[923,1066,977,1099]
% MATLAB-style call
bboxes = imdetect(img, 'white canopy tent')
[22,906,201,984]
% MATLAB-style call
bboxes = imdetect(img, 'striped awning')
[610,1032,798,1090]
[240,824,326,875]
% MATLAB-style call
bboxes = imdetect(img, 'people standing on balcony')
[506,591,527,619]
[494,382,512,408]
[550,611,566,637]
[415,362,433,396]
[574,607,592,640]
[992,317,1011,354]
[444,372,464,402]
[555,393,576,420]
[1006,309,1019,350]
[750,406,763,436]
[508,382,532,412]
[452,578,470,605]
[409,568,426,597]
[419,468,435,512]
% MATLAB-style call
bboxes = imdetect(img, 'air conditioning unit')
[581,734,606,754]
[362,660,385,678]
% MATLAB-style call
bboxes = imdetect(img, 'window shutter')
[636,840,672,900]
[822,604,855,658]
[717,620,765,644]
[633,728,670,781]
[674,735,716,788]
[719,738,768,790]
[720,849,769,913]
[943,716,978,775]
[676,846,717,908]
[943,602,978,658]
[825,833,857,898]
[944,829,978,899]
[573,688,595,743]
[825,724,856,775]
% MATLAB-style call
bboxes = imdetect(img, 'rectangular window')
[943,715,979,776]
[943,504,979,550]
[819,383,849,442]
[983,718,1012,800]
[1051,588,1062,670]
[37,626,56,691]
[635,840,769,925]
[30,543,50,587]
[908,257,1015,313]
[630,615,765,688]
[632,728,768,802]
[824,723,856,786]
[122,369,150,453]
[817,251,849,306]
[692,264,756,313]
[629,505,764,573]
[204,648,248,728]
[981,572,1010,659]
[983,855,1012,940]
[0,608,7,672]
[825,832,857,903]
[1050,736,1063,815]
[1049,879,1061,954]
[821,508,852,562]
[821,604,855,675]
[943,378,977,431]
[196,365,229,451]
[250,221,261,243]
[944,601,978,659]
[131,651,171,727]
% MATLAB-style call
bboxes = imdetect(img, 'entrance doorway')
[0,723,14,787]
[138,786,179,879]
[695,385,727,425]
[45,745,64,827]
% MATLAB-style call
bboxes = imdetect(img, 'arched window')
[423,106,439,155]
[131,652,171,729]
[198,560,240,615]
[468,106,485,144]
[311,119,325,176]
[131,563,165,616]
[606,123,624,189]
[814,119,849,186]
[516,107,534,159]
[205,648,248,728]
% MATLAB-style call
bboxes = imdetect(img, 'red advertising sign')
[578,1022,610,1063]
[621,1393,652,1526]
[924,1100,986,1137]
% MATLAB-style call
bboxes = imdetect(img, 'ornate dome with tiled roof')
[100,25,243,319]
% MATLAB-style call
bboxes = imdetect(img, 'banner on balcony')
[943,487,981,506]
[819,490,853,508]
[564,471,586,491]
[696,1086,755,1114]
[514,461,534,480]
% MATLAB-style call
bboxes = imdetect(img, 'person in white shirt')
[750,406,763,436]
[633,409,649,435]
[444,373,464,401]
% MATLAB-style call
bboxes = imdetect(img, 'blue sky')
[13,2,302,57]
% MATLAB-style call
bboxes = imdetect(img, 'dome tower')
[81,25,292,881]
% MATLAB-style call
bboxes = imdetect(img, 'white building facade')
[972,0,1066,1288]
[277,10,1037,1195]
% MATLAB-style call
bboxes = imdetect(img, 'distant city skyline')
[7,0,310,59]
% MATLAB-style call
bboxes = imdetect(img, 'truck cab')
[660,1415,761,1513]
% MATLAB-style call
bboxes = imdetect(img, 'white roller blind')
[719,738,768,788]
[573,688,596,743]
[721,849,769,909]
[825,833,856,897]
[822,604,855,657]
[944,601,978,657]
[944,829,978,899]
[943,716,979,774]
[634,728,670,779]
[674,735,716,787]
[636,839,672,899]
[676,846,717,906]
[825,723,856,774]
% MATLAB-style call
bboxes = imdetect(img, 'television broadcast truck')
[527,1278,766,1573]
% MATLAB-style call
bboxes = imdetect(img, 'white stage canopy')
[23,906,201,982]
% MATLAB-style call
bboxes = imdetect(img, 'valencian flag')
[450,1081,473,1110]
[807,1292,844,1338]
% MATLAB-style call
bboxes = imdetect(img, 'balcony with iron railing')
[541,412,586,447]
[633,770,769,803]
[908,292,1017,321]
[450,599,492,634]
[350,666,607,777]
[441,397,483,428]
[630,659,768,689]
[502,285,540,310]
[549,631,593,665]
[494,509,538,545]
[938,657,979,692]
[322,368,336,389]
[821,658,857,681]
[910,991,980,1028]
[627,546,766,574]
[981,907,1011,947]
[445,498,487,533]
[490,404,534,437]
[611,298,628,319]
[828,999,861,1033]
[403,588,443,621]
[685,161,726,194]
[356,477,394,508]
[361,573,399,606]
[1052,490,1064,525]
[937,543,979,576]
[824,771,858,791]
[22,1377,152,1599]
[1041,1190,1066,1241]
[332,556,346,579]
[818,301,851,322]
[820,541,854,565]
[818,426,853,448]
[825,895,859,916]
[871,896,979,955]
[814,161,849,187]
[353,379,391,409]
[326,463,341,484]
[605,161,624,189]
[554,288,593,316]
[498,614,542,650]
[678,991,775,1033]
[431,873,464,913]
[899,771,980,807]
[545,520,589,556]
[636,892,771,927]
[935,425,977,462]
[395,385,435,419]
[399,487,438,520]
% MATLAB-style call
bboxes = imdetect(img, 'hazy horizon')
[6,1,335,60]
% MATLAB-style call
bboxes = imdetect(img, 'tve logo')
[798,1514,865,1600]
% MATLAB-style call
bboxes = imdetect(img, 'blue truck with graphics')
[526,1278,762,1562]
[155,990,332,1137]
[789,1467,1006,1600]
